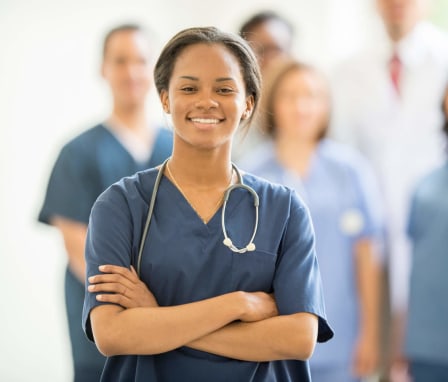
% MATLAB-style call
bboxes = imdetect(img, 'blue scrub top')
[240,139,384,367]
[83,168,333,381]
[38,124,173,225]
[405,162,448,365]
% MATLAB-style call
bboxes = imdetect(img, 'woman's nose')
[194,90,219,109]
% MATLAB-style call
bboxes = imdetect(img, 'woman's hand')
[88,265,158,308]
[239,292,278,322]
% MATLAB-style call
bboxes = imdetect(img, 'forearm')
[187,312,318,362]
[355,239,381,340]
[52,216,87,283]
[91,291,247,356]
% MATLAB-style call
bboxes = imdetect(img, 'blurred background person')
[241,58,384,382]
[403,87,448,382]
[37,24,172,381]
[233,10,295,160]
[330,1,448,377]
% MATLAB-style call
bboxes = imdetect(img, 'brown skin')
[89,42,319,361]
[376,0,428,42]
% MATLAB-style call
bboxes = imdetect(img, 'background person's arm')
[52,216,88,283]
[352,238,381,377]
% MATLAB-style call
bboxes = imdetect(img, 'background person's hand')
[352,331,379,378]
[88,264,158,308]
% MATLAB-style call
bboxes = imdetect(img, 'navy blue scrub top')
[38,124,173,226]
[83,169,334,382]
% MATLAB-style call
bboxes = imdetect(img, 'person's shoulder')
[413,162,448,197]
[242,171,307,211]
[319,139,371,169]
[414,22,448,62]
[61,123,110,152]
[97,167,160,205]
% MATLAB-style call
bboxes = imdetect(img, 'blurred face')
[376,0,427,40]
[102,30,152,107]
[160,43,253,151]
[247,20,292,71]
[272,68,329,143]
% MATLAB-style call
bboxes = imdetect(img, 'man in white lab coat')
[330,1,448,379]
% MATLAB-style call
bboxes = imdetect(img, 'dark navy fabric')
[38,124,173,381]
[83,169,333,381]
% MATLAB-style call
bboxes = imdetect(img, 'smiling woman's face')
[160,43,253,151]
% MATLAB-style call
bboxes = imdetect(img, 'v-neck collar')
[161,174,248,228]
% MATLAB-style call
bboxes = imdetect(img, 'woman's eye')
[181,87,196,93]
[217,88,234,94]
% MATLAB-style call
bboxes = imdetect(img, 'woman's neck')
[168,143,233,190]
[275,136,317,177]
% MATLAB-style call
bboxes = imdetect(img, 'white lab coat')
[330,21,448,313]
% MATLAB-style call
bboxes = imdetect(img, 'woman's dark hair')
[260,58,331,141]
[154,26,262,129]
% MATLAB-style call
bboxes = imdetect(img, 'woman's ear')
[242,95,255,120]
[160,90,170,114]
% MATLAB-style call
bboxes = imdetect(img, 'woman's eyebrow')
[178,75,235,82]
[179,75,198,81]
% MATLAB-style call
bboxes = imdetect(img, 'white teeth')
[190,118,220,124]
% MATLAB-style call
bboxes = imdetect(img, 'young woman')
[83,27,332,381]
[240,58,383,382]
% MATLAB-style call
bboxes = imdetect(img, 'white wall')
[0,0,382,380]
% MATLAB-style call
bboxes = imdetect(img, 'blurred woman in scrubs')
[241,58,384,382]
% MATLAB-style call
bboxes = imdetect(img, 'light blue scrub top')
[405,162,448,365]
[83,168,333,381]
[241,139,383,366]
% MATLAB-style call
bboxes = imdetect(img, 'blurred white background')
[0,0,446,380]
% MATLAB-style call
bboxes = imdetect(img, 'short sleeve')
[82,184,134,341]
[38,143,99,225]
[273,191,334,343]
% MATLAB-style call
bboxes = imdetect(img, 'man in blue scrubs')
[38,24,172,381]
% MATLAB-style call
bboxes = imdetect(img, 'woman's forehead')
[171,43,244,80]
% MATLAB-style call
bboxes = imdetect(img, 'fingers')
[88,265,139,286]
[95,290,137,309]
[100,264,139,282]
[88,282,128,295]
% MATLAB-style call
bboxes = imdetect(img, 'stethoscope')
[136,158,259,276]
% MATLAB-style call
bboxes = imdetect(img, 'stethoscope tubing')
[136,158,259,276]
